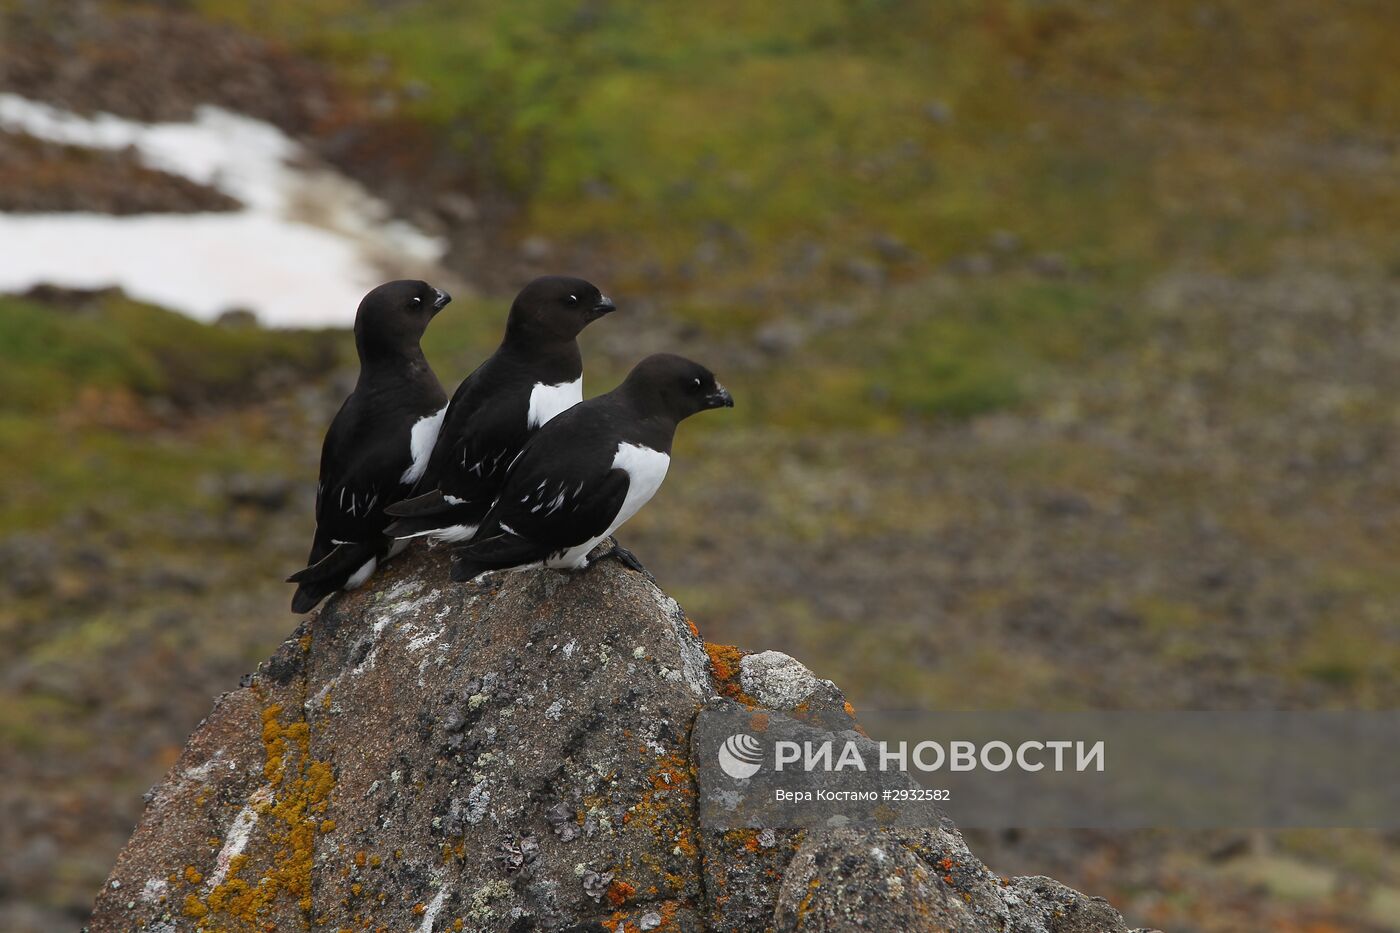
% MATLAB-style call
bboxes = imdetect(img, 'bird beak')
[431,288,452,314]
[704,384,735,409]
[589,295,617,318]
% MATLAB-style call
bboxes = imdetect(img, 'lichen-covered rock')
[87,547,1153,933]
[737,652,817,711]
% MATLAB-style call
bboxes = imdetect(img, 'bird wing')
[418,377,531,510]
[314,472,393,545]
[456,466,630,570]
[309,389,420,545]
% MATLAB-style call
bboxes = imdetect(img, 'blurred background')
[1,1,1398,930]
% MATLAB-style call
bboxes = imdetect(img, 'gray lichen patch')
[649,587,715,699]
[739,650,818,710]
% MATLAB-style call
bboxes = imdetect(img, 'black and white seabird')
[287,280,452,613]
[447,353,733,582]
[383,276,616,542]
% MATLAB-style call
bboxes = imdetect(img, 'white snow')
[0,93,446,326]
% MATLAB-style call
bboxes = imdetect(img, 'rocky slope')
[87,548,1147,932]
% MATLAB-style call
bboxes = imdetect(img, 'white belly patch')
[527,378,582,429]
[542,442,669,570]
[401,404,447,484]
[608,442,669,532]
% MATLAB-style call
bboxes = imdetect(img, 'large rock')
[87,548,1151,932]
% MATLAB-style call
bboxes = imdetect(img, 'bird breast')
[609,442,670,533]
[526,378,583,429]
[401,404,448,485]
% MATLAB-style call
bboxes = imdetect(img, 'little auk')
[383,275,615,542]
[287,279,451,613]
[448,353,733,582]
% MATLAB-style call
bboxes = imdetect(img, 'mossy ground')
[4,1,1400,930]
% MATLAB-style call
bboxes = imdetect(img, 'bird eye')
[412,297,421,304]
[692,377,702,389]
[566,294,579,306]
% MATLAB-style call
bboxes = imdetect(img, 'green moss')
[0,292,342,413]
[0,411,291,530]
[0,292,342,532]
[189,0,1400,293]
[0,693,87,751]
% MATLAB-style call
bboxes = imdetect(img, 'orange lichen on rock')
[603,899,684,932]
[721,828,764,855]
[185,702,336,931]
[260,704,297,785]
[649,753,689,790]
[184,865,203,884]
[703,643,757,705]
[704,643,740,682]
[653,900,682,930]
[606,878,637,907]
[623,753,703,867]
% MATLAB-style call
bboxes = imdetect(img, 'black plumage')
[383,276,615,542]
[287,280,451,613]
[449,353,733,582]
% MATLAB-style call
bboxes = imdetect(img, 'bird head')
[620,353,735,423]
[354,279,451,359]
[506,275,616,343]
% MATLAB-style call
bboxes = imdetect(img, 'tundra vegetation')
[1,1,1399,930]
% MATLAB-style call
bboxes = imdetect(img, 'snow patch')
[0,93,445,326]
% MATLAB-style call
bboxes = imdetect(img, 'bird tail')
[450,554,500,583]
[384,489,481,541]
[449,554,490,582]
[384,488,448,518]
[287,540,380,613]
[448,526,542,582]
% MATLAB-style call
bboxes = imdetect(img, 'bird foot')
[596,538,654,581]
[461,573,502,597]
[450,559,500,593]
